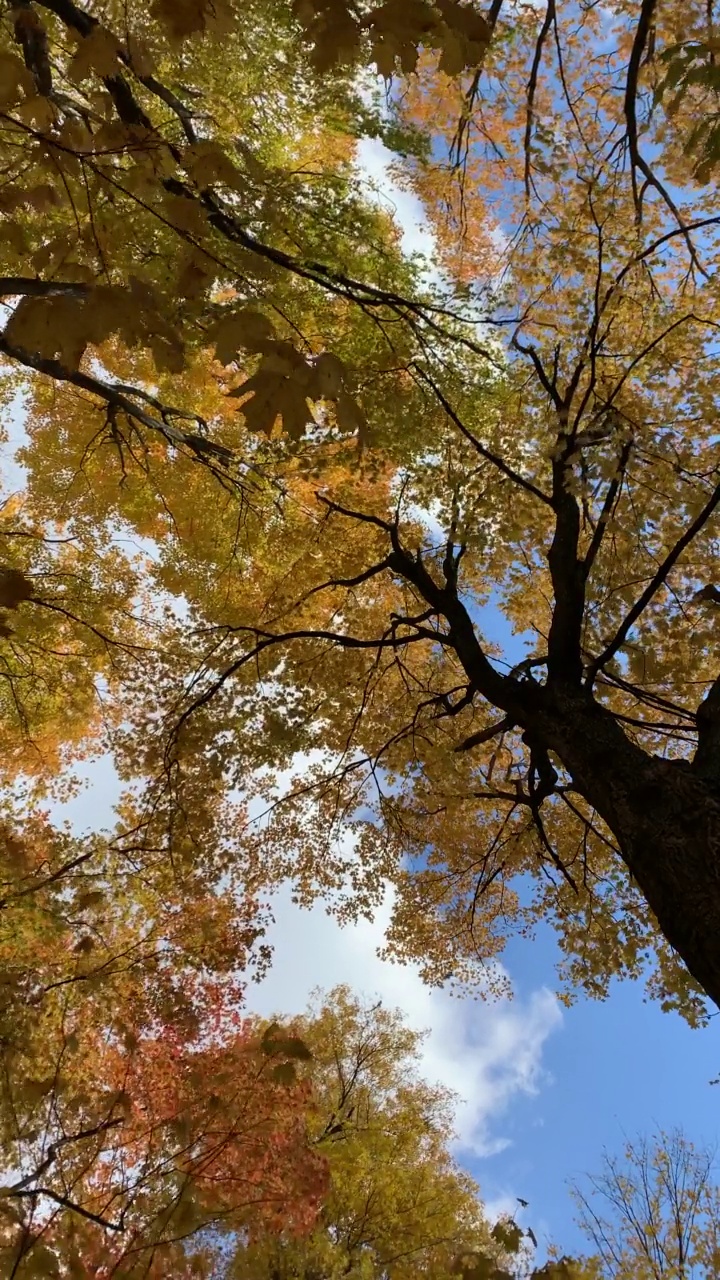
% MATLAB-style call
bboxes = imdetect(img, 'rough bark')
[530,687,720,1011]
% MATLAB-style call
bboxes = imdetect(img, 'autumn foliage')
[0,812,327,1275]
[3,0,720,1268]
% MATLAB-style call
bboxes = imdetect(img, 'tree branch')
[454,716,512,752]
[582,438,633,576]
[0,329,238,475]
[523,0,556,197]
[588,475,720,681]
[8,1186,124,1231]
[7,1116,123,1195]
[411,364,552,505]
[0,277,88,299]
[623,0,705,271]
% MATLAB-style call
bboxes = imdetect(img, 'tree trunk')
[532,687,720,1011]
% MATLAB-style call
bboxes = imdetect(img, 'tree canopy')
[0,808,329,1275]
[573,1129,720,1279]
[3,0,720,1266]
[234,985,502,1280]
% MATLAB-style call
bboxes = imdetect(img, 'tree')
[0,809,328,1277]
[232,985,500,1279]
[0,1,454,1271]
[573,1129,720,1279]
[229,985,587,1280]
[0,1016,327,1278]
[2,0,720,1096]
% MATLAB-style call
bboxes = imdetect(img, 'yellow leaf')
[0,52,34,109]
[149,332,186,374]
[20,1076,55,1104]
[270,1060,297,1085]
[25,183,62,213]
[92,120,135,155]
[184,140,243,189]
[177,253,215,299]
[335,390,367,435]
[491,1219,524,1253]
[162,192,210,238]
[14,94,55,130]
[56,116,93,153]
[303,10,360,70]
[111,1089,133,1115]
[310,351,346,398]
[31,233,73,274]
[126,34,155,77]
[231,367,314,438]
[171,1191,203,1232]
[5,296,90,370]
[438,32,466,76]
[0,568,33,609]
[438,0,490,44]
[77,889,105,909]
[452,1250,496,1280]
[261,341,311,379]
[372,36,398,79]
[152,0,234,40]
[205,0,236,36]
[1,221,27,256]
[213,308,276,362]
[68,26,121,83]
[27,1243,59,1278]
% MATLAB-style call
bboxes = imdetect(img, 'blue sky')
[495,925,720,1254]
[469,602,720,1252]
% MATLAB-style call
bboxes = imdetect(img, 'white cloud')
[482,1191,526,1223]
[353,131,510,344]
[246,881,562,1161]
[354,134,440,268]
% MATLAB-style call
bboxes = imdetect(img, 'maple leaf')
[0,51,35,108]
[229,344,317,437]
[5,295,91,369]
[68,27,121,82]
[213,308,276,362]
[0,567,33,609]
[183,140,243,189]
[151,0,235,40]
[492,1221,524,1254]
